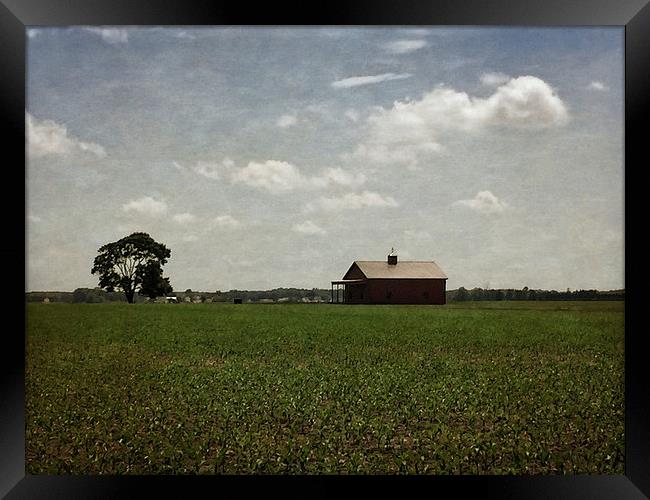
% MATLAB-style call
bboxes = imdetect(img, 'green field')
[26,301,624,474]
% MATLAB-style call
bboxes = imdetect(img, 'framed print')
[2,0,647,497]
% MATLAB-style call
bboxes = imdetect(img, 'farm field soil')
[26,301,624,474]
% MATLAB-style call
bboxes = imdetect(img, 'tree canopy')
[91,232,172,303]
[140,261,173,300]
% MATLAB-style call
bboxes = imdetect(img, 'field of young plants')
[26,301,624,474]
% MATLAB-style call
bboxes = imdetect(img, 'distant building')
[332,251,447,305]
[154,296,178,303]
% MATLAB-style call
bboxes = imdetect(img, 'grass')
[26,301,624,474]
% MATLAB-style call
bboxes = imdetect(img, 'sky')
[26,26,624,292]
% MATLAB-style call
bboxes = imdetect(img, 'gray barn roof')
[353,261,447,279]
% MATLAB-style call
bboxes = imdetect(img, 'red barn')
[331,253,448,305]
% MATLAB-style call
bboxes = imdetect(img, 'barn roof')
[353,261,447,279]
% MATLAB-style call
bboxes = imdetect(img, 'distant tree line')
[447,287,625,302]
[26,287,332,304]
[26,286,624,304]
[25,291,74,303]
[183,288,331,303]
[25,288,144,303]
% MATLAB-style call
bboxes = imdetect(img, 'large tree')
[139,261,173,300]
[91,232,172,303]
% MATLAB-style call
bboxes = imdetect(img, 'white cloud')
[27,112,107,159]
[28,215,42,223]
[305,103,329,115]
[479,76,569,127]
[182,234,199,242]
[345,109,360,122]
[27,29,41,39]
[480,72,511,87]
[331,73,413,89]
[172,213,197,224]
[230,161,365,194]
[292,220,326,235]
[83,27,129,44]
[193,161,222,180]
[177,158,364,194]
[174,31,196,40]
[354,75,569,167]
[307,191,399,212]
[453,191,509,214]
[122,196,168,216]
[320,167,367,188]
[588,81,609,91]
[212,215,241,228]
[383,39,428,54]
[230,160,307,194]
[174,159,233,179]
[351,142,442,170]
[276,114,298,128]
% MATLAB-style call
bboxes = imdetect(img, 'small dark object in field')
[234,298,243,304]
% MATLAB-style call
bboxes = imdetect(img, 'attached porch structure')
[330,279,365,303]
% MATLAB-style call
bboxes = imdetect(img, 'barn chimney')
[387,248,397,265]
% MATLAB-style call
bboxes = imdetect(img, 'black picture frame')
[2,0,646,497]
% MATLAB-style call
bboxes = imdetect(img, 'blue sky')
[26,27,623,292]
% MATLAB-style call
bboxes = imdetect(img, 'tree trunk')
[125,289,135,304]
